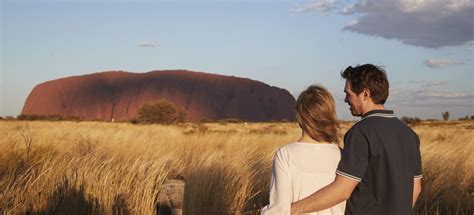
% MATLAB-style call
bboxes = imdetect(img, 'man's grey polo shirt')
[336,110,422,215]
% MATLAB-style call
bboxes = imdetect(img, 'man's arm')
[412,178,422,207]
[291,175,358,214]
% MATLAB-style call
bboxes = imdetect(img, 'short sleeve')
[336,127,369,182]
[413,135,423,179]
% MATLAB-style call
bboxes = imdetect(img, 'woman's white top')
[261,142,346,215]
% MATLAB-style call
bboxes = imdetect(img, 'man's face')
[344,80,364,116]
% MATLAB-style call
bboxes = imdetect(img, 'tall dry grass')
[0,120,472,214]
[412,121,474,214]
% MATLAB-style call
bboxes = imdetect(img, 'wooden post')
[157,179,185,215]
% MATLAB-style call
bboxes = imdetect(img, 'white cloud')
[341,4,355,15]
[138,41,158,48]
[464,41,474,51]
[390,81,473,102]
[295,0,336,13]
[418,91,474,99]
[298,0,474,48]
[408,80,449,88]
[424,59,464,68]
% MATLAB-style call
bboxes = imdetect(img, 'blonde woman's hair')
[295,85,339,143]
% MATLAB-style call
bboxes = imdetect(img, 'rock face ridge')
[22,70,296,121]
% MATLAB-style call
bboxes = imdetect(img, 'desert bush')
[401,116,422,125]
[442,111,450,121]
[63,115,82,122]
[248,124,288,135]
[458,116,474,121]
[218,118,244,124]
[15,114,28,120]
[198,118,213,123]
[137,99,186,124]
[17,114,59,121]
[182,124,209,135]
[129,118,139,124]
[16,114,82,122]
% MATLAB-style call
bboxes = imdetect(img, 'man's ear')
[362,88,371,101]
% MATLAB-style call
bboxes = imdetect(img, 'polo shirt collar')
[362,109,395,119]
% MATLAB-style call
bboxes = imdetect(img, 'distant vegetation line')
[4,111,474,123]
[4,113,474,123]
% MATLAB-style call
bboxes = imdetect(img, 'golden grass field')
[0,120,472,214]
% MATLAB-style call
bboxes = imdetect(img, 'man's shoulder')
[347,118,372,133]
[343,122,369,144]
[352,114,407,129]
[347,116,419,140]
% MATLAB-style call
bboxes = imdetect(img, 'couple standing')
[261,64,423,215]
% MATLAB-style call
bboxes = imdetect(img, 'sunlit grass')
[0,120,472,214]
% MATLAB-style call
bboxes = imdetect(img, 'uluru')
[21,70,296,122]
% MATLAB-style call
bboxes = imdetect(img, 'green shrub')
[16,114,82,121]
[401,116,421,125]
[442,111,450,121]
[198,118,213,124]
[137,99,186,124]
[4,116,15,120]
[217,118,244,124]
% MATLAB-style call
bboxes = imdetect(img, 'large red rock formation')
[21,70,296,122]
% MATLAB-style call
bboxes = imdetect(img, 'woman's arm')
[261,148,292,214]
[291,175,357,214]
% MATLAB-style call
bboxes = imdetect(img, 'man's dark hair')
[341,64,389,105]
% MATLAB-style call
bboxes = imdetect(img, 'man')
[291,64,423,214]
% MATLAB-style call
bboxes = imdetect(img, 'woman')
[261,85,345,215]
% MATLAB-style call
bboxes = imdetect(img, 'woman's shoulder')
[277,142,340,157]
[280,142,340,150]
[275,142,295,156]
[276,142,342,174]
[278,142,300,150]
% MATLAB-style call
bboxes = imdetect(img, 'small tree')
[137,99,186,124]
[401,116,421,125]
[442,111,450,121]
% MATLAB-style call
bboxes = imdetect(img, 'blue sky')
[1,0,473,120]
